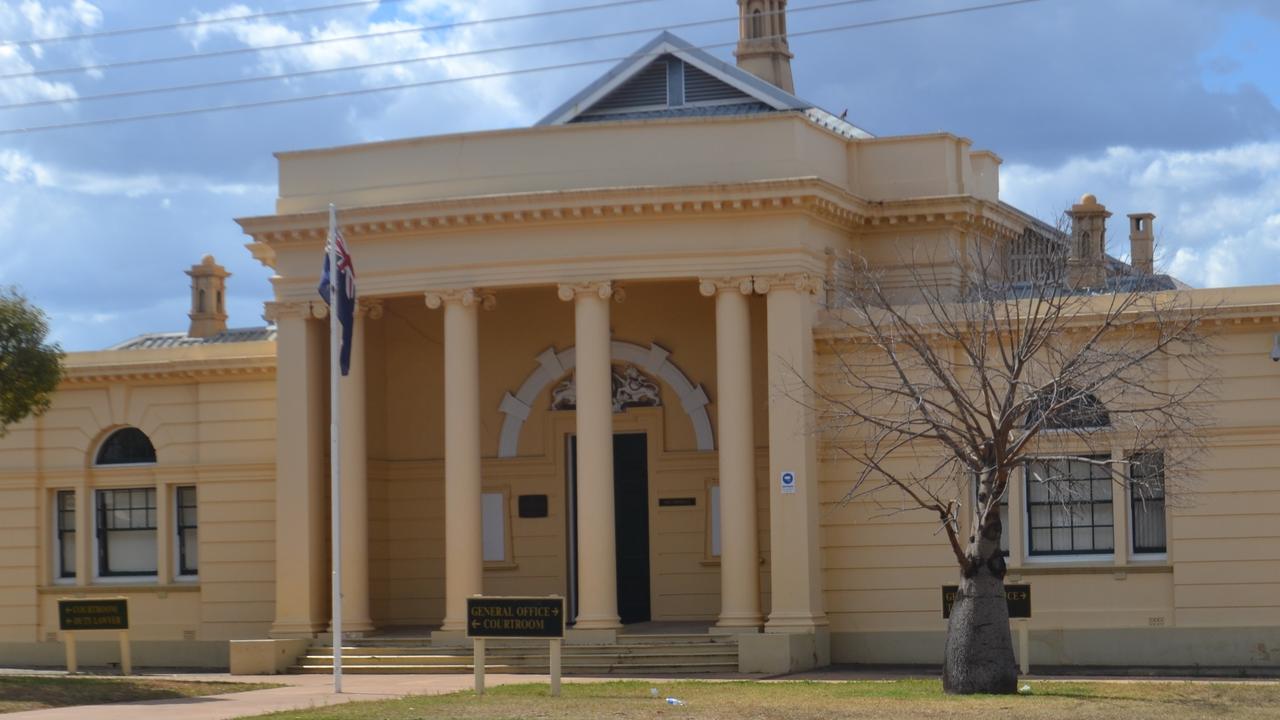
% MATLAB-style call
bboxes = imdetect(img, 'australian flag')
[318,227,356,376]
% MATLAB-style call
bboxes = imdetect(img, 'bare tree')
[815,228,1213,694]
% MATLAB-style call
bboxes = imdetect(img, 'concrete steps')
[292,634,740,675]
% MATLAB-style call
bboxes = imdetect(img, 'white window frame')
[174,485,199,581]
[1022,456,1116,564]
[52,489,76,585]
[1127,453,1169,561]
[92,486,160,584]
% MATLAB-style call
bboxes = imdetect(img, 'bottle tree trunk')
[942,553,1018,694]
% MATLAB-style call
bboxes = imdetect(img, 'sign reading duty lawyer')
[467,597,564,639]
[59,598,129,631]
[941,584,1030,619]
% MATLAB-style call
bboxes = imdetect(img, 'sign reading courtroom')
[466,597,564,639]
[58,599,129,631]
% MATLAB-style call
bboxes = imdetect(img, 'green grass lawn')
[249,679,1280,720]
[0,675,278,714]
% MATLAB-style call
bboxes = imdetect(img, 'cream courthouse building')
[2,2,1280,674]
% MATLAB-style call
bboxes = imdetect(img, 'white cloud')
[181,2,523,123]
[0,1,101,103]
[1002,142,1280,288]
[0,148,274,198]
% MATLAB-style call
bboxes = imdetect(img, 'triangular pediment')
[538,32,809,126]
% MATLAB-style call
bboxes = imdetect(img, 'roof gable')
[537,32,810,126]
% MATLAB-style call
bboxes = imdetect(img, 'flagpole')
[328,203,344,694]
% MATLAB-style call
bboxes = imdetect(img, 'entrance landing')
[298,622,740,675]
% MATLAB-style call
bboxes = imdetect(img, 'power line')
[0,0,414,48]
[0,0,1046,137]
[0,0,885,111]
[0,0,667,80]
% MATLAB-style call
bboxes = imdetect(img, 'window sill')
[1008,563,1171,578]
[38,583,201,594]
[484,561,519,572]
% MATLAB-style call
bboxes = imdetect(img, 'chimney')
[1067,193,1111,289]
[735,0,795,93]
[186,255,230,338]
[1128,213,1155,275]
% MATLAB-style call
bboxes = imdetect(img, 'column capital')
[263,300,322,323]
[557,281,613,302]
[356,298,385,320]
[425,288,497,311]
[752,272,823,296]
[698,276,756,297]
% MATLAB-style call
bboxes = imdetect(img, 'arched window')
[95,427,157,466]
[216,290,224,313]
[1025,388,1111,430]
[750,9,764,39]
[198,288,207,313]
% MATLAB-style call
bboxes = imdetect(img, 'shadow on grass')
[0,676,275,713]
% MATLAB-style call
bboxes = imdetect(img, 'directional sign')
[942,584,1031,619]
[467,597,565,639]
[59,598,129,631]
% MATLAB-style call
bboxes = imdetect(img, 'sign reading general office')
[466,597,565,639]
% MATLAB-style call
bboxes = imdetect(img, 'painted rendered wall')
[0,344,276,667]
[815,312,1280,668]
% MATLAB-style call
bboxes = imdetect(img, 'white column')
[335,300,380,635]
[558,281,621,630]
[757,273,828,634]
[700,277,762,630]
[267,301,328,636]
[426,289,491,633]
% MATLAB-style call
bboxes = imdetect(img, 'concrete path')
[2,672,541,720]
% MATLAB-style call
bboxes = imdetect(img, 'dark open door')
[612,433,651,624]
[567,433,651,625]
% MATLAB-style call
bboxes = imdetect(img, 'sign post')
[942,584,1031,674]
[466,596,565,697]
[58,598,131,675]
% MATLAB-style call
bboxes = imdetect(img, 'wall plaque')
[658,497,697,507]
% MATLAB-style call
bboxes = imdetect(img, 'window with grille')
[1026,457,1114,556]
[1129,452,1166,554]
[56,490,75,579]
[95,428,156,466]
[176,486,198,576]
[96,488,158,577]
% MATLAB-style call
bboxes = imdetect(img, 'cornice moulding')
[62,355,277,385]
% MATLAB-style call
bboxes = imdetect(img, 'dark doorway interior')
[567,433,652,625]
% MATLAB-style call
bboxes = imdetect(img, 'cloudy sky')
[1,0,1279,350]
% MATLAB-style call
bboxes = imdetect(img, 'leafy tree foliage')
[0,289,64,436]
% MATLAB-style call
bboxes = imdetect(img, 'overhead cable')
[0,0,1046,136]
[0,0,887,111]
[0,0,415,48]
[0,0,668,80]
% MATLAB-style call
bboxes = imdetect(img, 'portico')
[234,15,1016,671]
[253,260,829,648]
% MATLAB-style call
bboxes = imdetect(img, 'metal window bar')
[176,486,199,576]
[96,488,158,577]
[1129,453,1167,554]
[56,490,75,579]
[1026,456,1114,556]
